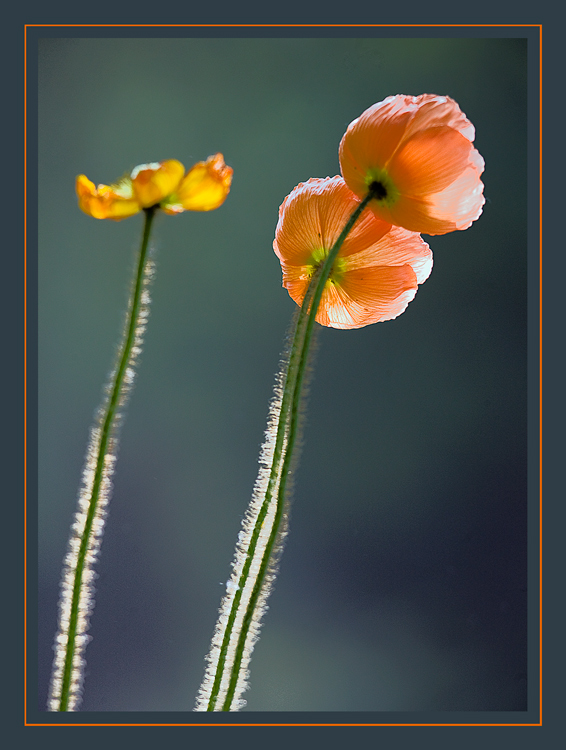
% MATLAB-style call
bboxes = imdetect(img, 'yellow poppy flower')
[76,154,233,220]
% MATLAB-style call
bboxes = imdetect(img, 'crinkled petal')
[402,94,476,142]
[166,153,233,212]
[344,225,432,284]
[274,177,392,267]
[275,176,432,328]
[424,157,485,232]
[367,187,485,236]
[313,281,370,329]
[274,178,327,266]
[339,93,484,235]
[331,264,419,328]
[338,95,467,198]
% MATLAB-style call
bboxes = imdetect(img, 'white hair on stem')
[195,309,317,712]
[47,248,155,712]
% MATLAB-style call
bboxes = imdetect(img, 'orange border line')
[25,23,542,728]
[23,21,28,729]
[27,722,544,727]
[538,22,543,726]
[24,23,540,26]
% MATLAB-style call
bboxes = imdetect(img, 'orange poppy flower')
[76,154,233,220]
[339,94,485,235]
[273,177,433,329]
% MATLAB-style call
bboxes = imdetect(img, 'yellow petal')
[131,159,185,208]
[172,153,233,212]
[75,174,140,221]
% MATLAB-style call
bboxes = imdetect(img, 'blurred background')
[38,35,528,713]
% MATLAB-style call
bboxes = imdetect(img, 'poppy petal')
[339,94,484,235]
[274,179,326,266]
[131,159,185,208]
[274,177,392,266]
[275,176,432,329]
[426,155,486,231]
[390,127,473,196]
[343,225,432,284]
[314,264,418,329]
[339,96,415,172]
[172,153,233,212]
[280,262,311,305]
[364,195,443,235]
[75,175,141,221]
[402,94,476,142]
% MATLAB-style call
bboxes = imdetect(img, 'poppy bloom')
[273,177,433,329]
[339,94,485,235]
[76,154,233,220]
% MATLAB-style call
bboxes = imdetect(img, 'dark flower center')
[369,180,388,200]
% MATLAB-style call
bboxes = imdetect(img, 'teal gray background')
[38,35,528,713]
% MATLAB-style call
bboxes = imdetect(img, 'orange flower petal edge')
[339,94,485,235]
[76,155,233,220]
[273,176,433,329]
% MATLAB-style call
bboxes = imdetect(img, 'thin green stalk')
[196,190,375,712]
[48,207,156,711]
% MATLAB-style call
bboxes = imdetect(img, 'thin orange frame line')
[23,22,28,728]
[24,722,544,728]
[26,23,542,728]
[538,22,543,726]
[24,23,541,28]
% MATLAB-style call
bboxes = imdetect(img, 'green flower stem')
[204,276,320,712]
[199,190,375,711]
[49,207,156,712]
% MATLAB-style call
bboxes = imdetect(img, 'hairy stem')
[196,190,375,711]
[48,207,156,711]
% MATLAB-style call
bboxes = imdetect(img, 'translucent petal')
[173,153,233,212]
[309,264,417,330]
[274,176,433,329]
[390,127,472,196]
[339,94,484,235]
[131,159,185,208]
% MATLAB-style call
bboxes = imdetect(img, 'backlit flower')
[76,154,233,220]
[339,94,485,235]
[273,177,432,329]
[161,154,234,214]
